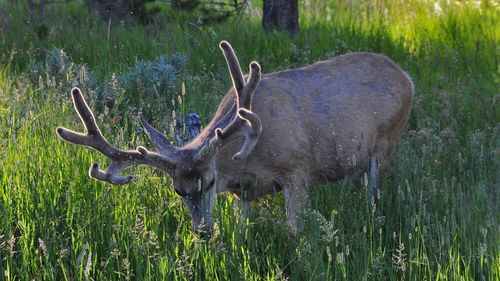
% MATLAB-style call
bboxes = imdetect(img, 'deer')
[56,41,413,235]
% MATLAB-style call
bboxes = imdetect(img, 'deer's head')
[56,41,262,235]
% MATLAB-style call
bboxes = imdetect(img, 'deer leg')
[240,201,250,220]
[283,174,309,235]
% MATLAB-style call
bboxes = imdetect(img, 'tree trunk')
[262,0,299,34]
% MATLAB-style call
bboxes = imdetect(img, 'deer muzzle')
[181,184,217,237]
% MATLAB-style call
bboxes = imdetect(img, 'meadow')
[0,0,498,280]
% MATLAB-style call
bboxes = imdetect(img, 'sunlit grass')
[0,0,498,280]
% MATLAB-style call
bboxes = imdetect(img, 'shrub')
[28,48,97,92]
[118,54,187,103]
[74,52,193,135]
[26,48,196,138]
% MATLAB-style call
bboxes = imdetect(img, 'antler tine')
[196,42,264,161]
[89,161,135,185]
[139,113,178,155]
[56,88,176,185]
[200,107,262,161]
[220,40,245,94]
[57,88,116,153]
[239,61,261,110]
[70,87,101,136]
[228,108,262,160]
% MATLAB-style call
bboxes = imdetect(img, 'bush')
[26,48,195,138]
[118,54,187,98]
[73,52,191,134]
[28,48,97,92]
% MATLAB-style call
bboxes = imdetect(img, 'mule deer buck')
[57,41,413,235]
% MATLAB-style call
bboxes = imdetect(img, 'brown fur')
[57,44,413,235]
[196,52,413,198]
[181,51,413,233]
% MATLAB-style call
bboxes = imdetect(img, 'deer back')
[213,52,413,199]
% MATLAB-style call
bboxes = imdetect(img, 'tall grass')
[1,0,498,280]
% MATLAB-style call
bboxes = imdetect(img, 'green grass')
[1,0,499,280]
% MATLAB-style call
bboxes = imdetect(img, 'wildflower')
[337,252,345,265]
[392,242,407,273]
[110,248,120,258]
[76,243,88,269]
[84,250,92,279]
[38,238,47,258]
[7,235,16,257]
[122,258,134,281]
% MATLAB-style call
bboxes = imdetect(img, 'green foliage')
[170,0,201,11]
[169,0,247,25]
[118,54,186,99]
[0,0,499,280]
[109,53,187,125]
[84,0,166,23]
[24,47,187,128]
[28,48,97,92]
